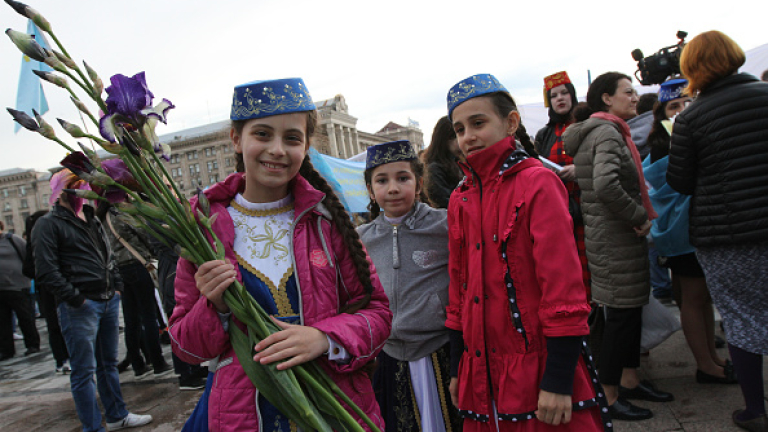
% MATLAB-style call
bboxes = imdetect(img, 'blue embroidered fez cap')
[365,140,417,170]
[658,78,688,103]
[447,73,509,121]
[230,77,315,121]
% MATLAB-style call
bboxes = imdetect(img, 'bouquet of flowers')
[4,2,379,431]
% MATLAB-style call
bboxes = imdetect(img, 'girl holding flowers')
[168,78,392,432]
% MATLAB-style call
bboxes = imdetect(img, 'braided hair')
[488,92,539,158]
[232,112,374,314]
[364,158,430,220]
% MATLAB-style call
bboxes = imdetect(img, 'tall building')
[0,168,52,234]
[1,94,423,223]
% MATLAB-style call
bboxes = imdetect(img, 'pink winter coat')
[169,172,392,432]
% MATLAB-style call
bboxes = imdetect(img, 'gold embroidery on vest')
[235,252,295,317]
[230,199,295,217]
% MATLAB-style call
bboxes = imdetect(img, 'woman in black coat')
[667,30,768,431]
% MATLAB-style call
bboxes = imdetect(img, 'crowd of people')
[2,29,767,432]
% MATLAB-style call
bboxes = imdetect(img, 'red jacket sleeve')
[168,256,234,364]
[310,225,392,373]
[445,196,465,332]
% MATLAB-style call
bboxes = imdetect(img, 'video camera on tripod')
[631,31,688,85]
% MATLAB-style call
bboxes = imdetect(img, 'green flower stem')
[83,132,105,143]
[51,137,76,153]
[137,155,212,255]
[45,31,105,109]
[295,366,369,431]
[148,151,189,218]
[144,153,190,227]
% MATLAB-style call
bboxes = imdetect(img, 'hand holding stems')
[634,219,652,237]
[557,164,577,182]
[194,260,236,313]
[254,317,330,371]
[535,389,572,426]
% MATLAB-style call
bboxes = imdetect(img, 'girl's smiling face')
[451,96,520,158]
[232,112,308,203]
[368,161,420,218]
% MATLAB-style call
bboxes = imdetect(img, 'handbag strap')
[106,212,148,266]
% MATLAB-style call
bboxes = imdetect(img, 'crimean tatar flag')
[14,19,52,132]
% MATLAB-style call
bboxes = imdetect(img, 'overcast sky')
[1,0,765,172]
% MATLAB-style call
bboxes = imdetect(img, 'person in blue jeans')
[32,169,152,432]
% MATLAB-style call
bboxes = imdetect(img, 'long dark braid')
[299,156,374,314]
[489,92,538,159]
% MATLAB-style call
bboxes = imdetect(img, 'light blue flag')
[308,147,369,213]
[14,19,53,132]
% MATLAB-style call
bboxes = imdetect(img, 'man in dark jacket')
[0,219,40,361]
[32,170,152,432]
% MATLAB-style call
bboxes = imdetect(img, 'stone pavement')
[1,305,766,431]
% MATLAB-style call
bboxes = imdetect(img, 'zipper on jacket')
[392,225,400,269]
[288,197,324,326]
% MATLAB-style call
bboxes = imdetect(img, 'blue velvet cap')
[365,140,417,170]
[658,78,688,103]
[230,78,315,121]
[447,74,508,120]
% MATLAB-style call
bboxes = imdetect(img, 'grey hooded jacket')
[357,202,450,361]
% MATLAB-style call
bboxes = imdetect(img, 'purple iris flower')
[105,72,153,118]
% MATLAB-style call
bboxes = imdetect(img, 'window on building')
[178,182,185,190]
[225,157,232,167]
[20,199,28,209]
[19,185,26,196]
[205,147,211,157]
[210,174,219,184]
[3,202,11,212]
[4,215,12,228]
[189,163,200,176]
[187,151,198,160]
[170,154,180,164]
[21,211,30,222]
[42,194,49,204]
[2,189,8,197]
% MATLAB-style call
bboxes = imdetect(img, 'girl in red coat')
[444,74,609,431]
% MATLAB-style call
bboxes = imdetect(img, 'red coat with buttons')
[446,137,599,429]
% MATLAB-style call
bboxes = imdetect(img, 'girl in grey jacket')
[357,140,461,432]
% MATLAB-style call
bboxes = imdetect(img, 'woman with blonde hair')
[667,30,768,432]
